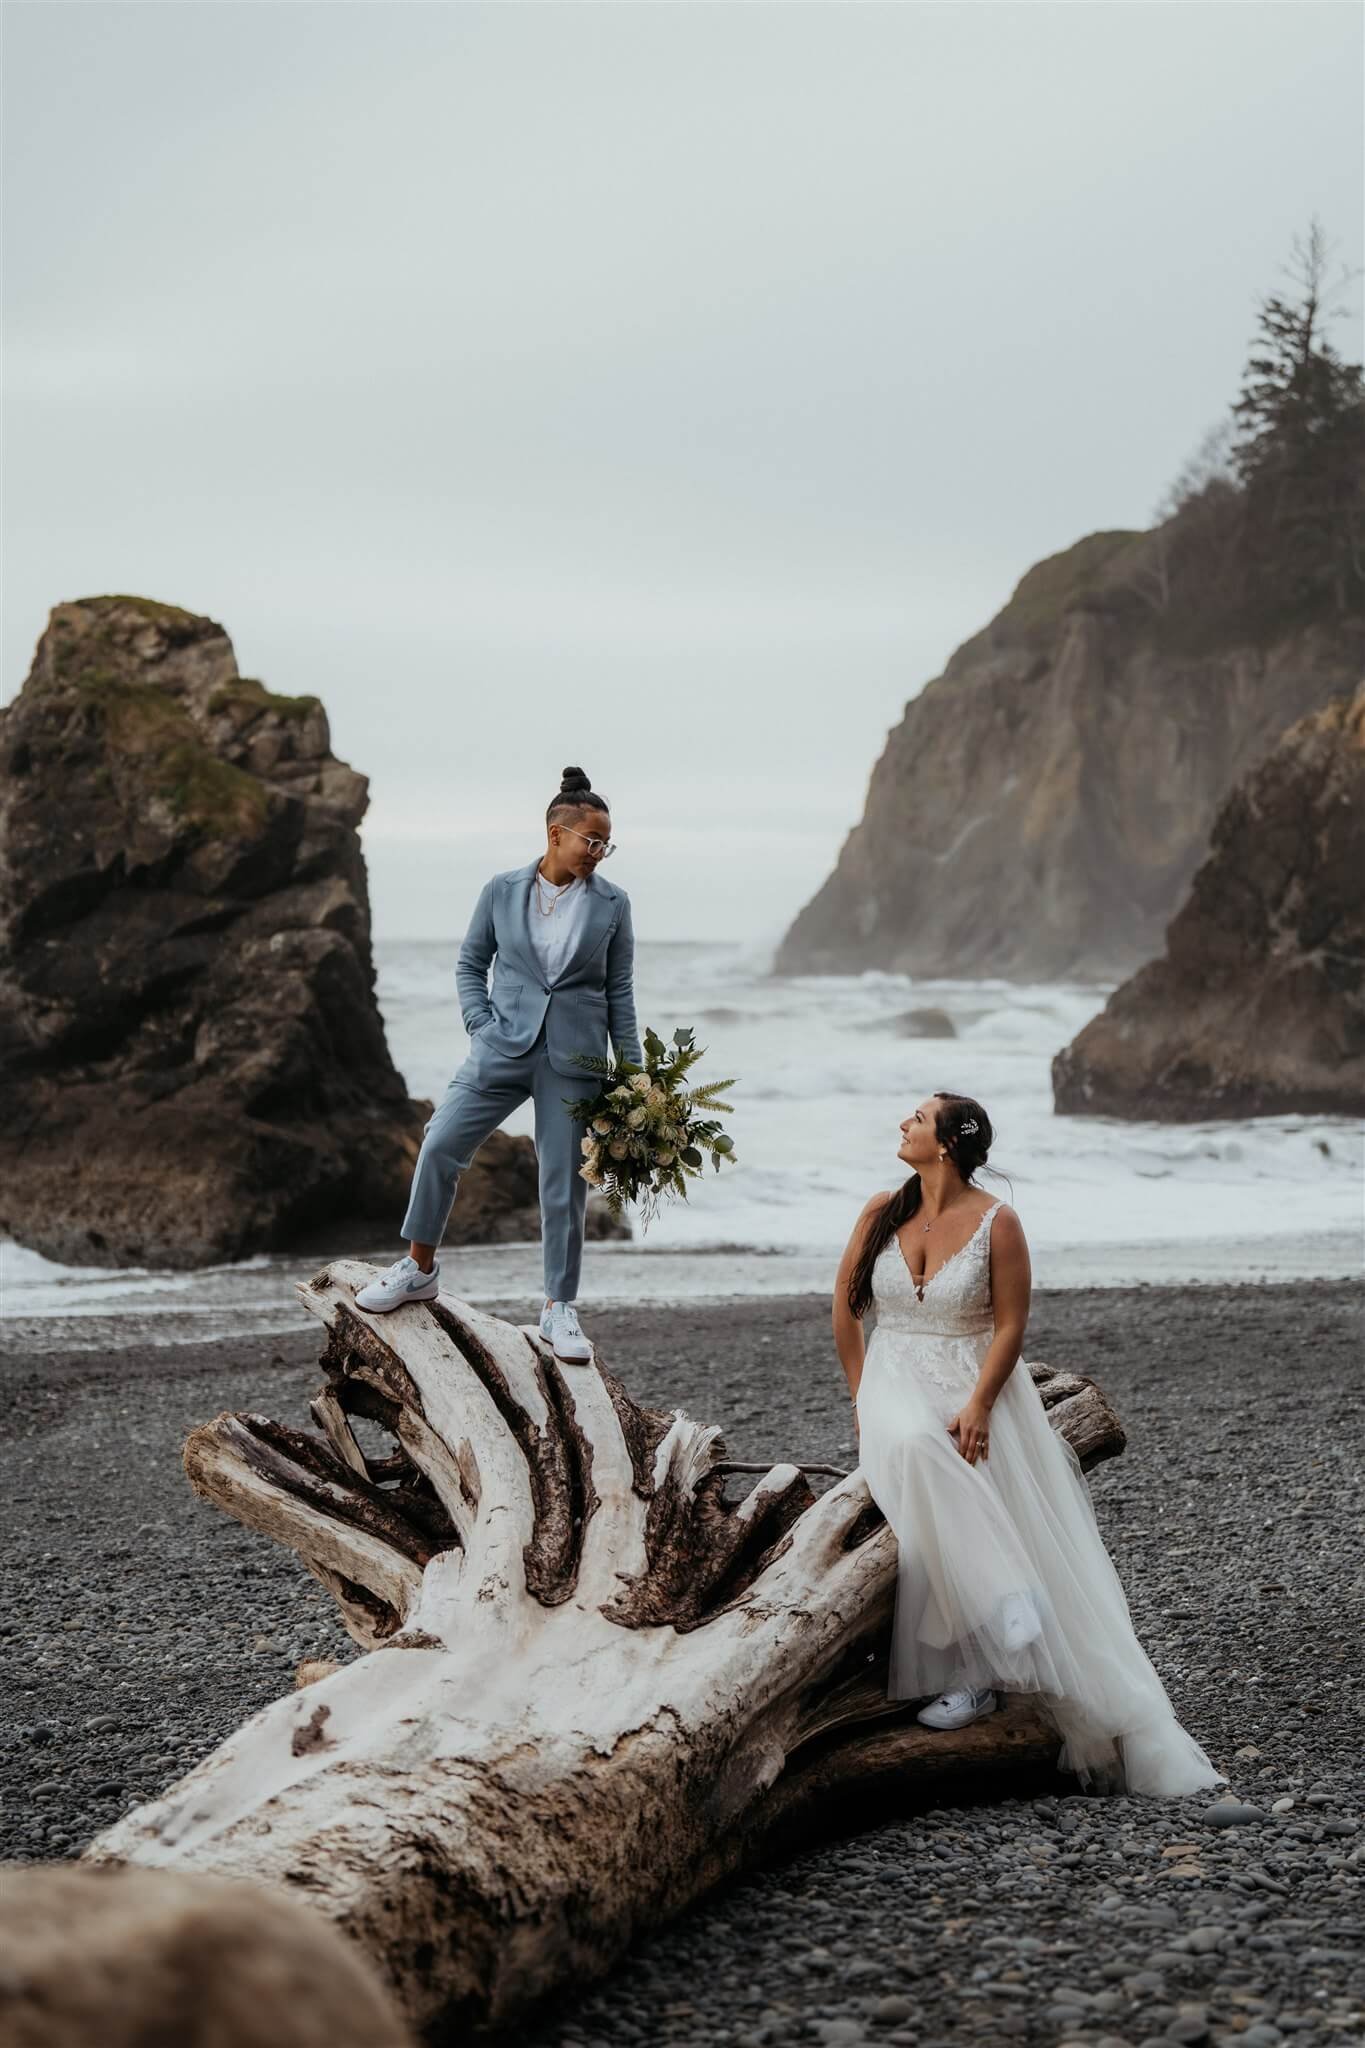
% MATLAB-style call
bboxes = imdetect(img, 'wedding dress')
[855,1200,1227,1797]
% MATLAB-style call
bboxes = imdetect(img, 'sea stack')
[0,595,544,1266]
[774,531,1365,983]
[1052,684,1365,1120]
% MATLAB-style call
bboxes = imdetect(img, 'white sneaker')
[998,1589,1043,1652]
[354,1254,440,1313]
[540,1300,593,1364]
[916,1685,998,1730]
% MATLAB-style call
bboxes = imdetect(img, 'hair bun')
[559,765,592,794]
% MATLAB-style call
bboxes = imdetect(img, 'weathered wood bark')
[82,1263,1127,2038]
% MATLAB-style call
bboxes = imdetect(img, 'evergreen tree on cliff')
[1229,215,1365,622]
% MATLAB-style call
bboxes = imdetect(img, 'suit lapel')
[558,873,615,982]
[504,861,615,984]
[501,860,540,978]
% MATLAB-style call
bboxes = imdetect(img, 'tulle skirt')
[855,1325,1228,1798]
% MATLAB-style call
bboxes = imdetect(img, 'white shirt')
[526,866,591,986]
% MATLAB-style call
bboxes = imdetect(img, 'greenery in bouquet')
[563,1026,737,1228]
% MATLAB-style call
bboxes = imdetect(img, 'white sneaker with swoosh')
[353,1254,440,1313]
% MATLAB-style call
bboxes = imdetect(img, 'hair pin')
[959,1118,979,1135]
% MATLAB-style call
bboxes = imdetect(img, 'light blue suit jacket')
[456,860,643,1080]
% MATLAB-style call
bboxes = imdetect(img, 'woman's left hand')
[947,1397,992,1464]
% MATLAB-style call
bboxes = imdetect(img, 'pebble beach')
[3,1276,1361,2047]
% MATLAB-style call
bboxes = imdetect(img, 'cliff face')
[1052,684,1365,1120]
[0,596,546,1267]
[775,532,1365,981]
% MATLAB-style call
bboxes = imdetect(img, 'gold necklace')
[534,867,573,917]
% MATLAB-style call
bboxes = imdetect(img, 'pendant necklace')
[535,868,572,917]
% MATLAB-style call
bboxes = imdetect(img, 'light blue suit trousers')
[400,860,642,1300]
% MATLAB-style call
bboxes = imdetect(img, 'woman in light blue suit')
[355,767,641,1362]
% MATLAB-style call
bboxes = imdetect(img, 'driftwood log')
[83,1261,1127,2038]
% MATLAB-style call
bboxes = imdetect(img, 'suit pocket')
[572,990,608,1048]
[491,979,523,1029]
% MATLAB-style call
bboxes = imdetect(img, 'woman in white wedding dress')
[834,1090,1227,1799]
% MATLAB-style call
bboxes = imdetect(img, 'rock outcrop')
[0,595,612,1267]
[775,531,1365,981]
[1052,684,1365,1119]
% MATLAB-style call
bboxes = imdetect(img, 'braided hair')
[845,1091,996,1319]
[546,764,610,828]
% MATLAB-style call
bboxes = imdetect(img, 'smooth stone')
[1187,1927,1228,1953]
[1165,2021,1210,2045]
[870,1998,914,2025]
[1204,1803,1268,1828]
[1241,2030,1284,2047]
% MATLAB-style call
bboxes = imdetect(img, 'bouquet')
[564,1025,737,1229]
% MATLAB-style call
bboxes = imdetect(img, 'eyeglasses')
[556,823,617,859]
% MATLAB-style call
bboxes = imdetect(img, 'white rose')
[630,1073,652,1094]
[626,1107,646,1129]
[579,1162,602,1185]
[647,1084,666,1106]
[609,1140,629,1159]
[592,1118,613,1136]
[654,1149,675,1166]
[581,1135,598,1158]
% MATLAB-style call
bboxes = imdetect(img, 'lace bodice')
[872,1200,1000,1340]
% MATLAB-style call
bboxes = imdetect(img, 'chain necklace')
[534,866,575,917]
[918,1186,970,1233]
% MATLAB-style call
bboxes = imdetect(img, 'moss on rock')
[996,530,1142,637]
[207,677,320,723]
[75,671,268,837]
[73,594,203,626]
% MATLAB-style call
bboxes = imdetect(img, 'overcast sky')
[4,1,1361,946]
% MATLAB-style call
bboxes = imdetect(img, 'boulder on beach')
[1052,684,1365,1120]
[0,594,620,1267]
[891,1005,958,1039]
[851,1004,958,1039]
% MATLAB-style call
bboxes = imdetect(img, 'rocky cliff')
[0,595,566,1267]
[775,531,1365,981]
[1052,684,1365,1120]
